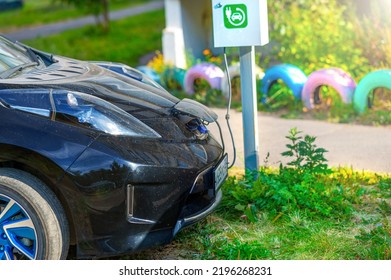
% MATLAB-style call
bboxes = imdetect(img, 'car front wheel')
[0,168,69,260]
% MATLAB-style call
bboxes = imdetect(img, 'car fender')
[0,143,78,244]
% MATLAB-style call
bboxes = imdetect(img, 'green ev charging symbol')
[224,4,248,29]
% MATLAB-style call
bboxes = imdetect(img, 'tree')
[56,0,110,32]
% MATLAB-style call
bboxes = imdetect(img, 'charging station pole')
[212,0,269,171]
[239,46,259,170]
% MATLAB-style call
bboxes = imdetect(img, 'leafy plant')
[281,127,329,175]
[222,129,363,221]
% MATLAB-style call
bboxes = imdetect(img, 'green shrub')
[222,128,364,221]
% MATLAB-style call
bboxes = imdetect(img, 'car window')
[0,36,31,74]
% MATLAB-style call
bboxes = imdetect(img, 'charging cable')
[222,47,236,169]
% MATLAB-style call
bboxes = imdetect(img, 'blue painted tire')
[184,63,225,95]
[354,70,391,113]
[0,169,69,260]
[260,64,307,103]
[136,66,161,85]
[302,68,356,109]
[161,67,186,90]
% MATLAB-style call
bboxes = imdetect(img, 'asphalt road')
[210,108,391,173]
[3,0,165,41]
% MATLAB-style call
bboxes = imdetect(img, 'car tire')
[184,62,224,95]
[221,63,264,101]
[260,64,307,103]
[301,68,356,109]
[0,168,69,260]
[161,67,186,90]
[353,69,391,113]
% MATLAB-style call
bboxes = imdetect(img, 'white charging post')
[211,0,269,171]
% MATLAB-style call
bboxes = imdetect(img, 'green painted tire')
[161,67,186,90]
[354,70,391,113]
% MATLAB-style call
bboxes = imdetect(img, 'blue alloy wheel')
[0,194,38,259]
[0,169,69,260]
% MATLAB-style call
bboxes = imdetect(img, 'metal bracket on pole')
[239,46,259,171]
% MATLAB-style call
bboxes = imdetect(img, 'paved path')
[211,108,391,173]
[4,0,164,41]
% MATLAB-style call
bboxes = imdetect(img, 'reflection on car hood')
[0,56,180,113]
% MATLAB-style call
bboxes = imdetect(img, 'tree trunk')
[101,0,110,32]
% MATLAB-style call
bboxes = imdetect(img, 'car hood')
[0,55,180,114]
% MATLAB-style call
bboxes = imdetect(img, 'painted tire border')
[260,64,307,103]
[161,67,187,90]
[301,67,356,109]
[184,62,225,95]
[353,69,391,113]
[220,63,265,100]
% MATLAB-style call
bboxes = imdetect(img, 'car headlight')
[0,89,161,138]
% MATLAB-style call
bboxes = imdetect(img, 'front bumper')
[174,189,222,235]
[63,135,226,259]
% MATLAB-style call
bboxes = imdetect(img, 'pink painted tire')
[184,62,224,95]
[302,68,357,109]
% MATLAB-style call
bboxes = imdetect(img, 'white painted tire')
[220,63,265,100]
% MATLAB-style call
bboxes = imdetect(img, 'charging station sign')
[224,4,248,29]
[212,0,269,47]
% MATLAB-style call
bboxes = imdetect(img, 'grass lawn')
[23,9,165,67]
[0,0,153,33]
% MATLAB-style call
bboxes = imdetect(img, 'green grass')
[23,9,165,67]
[0,0,152,33]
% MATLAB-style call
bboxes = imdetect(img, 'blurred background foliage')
[265,0,391,80]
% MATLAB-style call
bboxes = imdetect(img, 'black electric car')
[0,35,228,260]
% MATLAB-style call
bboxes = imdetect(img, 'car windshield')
[0,36,32,75]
